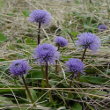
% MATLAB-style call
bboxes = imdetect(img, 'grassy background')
[0,0,110,110]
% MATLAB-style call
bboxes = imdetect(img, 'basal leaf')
[72,103,82,110]
[22,10,29,17]
[80,76,109,84]
[0,32,7,43]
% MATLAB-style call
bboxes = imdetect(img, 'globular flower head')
[65,58,84,74]
[54,36,68,47]
[29,10,52,25]
[98,24,107,32]
[34,43,60,64]
[9,60,31,76]
[76,32,101,51]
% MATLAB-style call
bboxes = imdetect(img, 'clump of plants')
[6,9,105,109]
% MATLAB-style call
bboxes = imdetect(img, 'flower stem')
[55,45,60,74]
[22,76,35,105]
[89,0,92,4]
[58,45,60,51]
[81,48,87,62]
[69,73,74,87]
[55,60,58,74]
[45,62,49,87]
[45,63,52,101]
[38,22,41,45]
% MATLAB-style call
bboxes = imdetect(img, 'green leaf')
[0,87,24,94]
[0,58,7,61]
[25,37,37,45]
[26,89,37,102]
[105,69,110,75]
[70,31,79,37]
[62,55,73,61]
[0,0,4,8]
[27,69,43,79]
[31,89,37,101]
[80,76,109,84]
[0,96,13,106]
[7,53,25,59]
[0,32,7,43]
[0,96,24,110]
[22,10,29,17]
[90,90,107,96]
[86,104,94,110]
[7,13,15,16]
[72,103,82,110]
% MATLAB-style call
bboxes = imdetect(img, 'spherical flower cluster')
[34,43,60,64]
[76,32,101,51]
[29,10,52,25]
[54,36,68,47]
[65,58,84,74]
[98,24,107,32]
[9,60,31,76]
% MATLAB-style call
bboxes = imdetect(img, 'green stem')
[55,45,60,74]
[38,22,41,45]
[89,0,92,4]
[81,48,87,62]
[22,76,34,104]
[55,60,59,74]
[45,62,49,87]
[69,73,74,87]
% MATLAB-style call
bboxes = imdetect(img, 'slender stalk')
[57,45,60,51]
[48,91,53,102]
[81,48,87,62]
[22,76,35,105]
[38,22,41,45]
[55,60,58,74]
[68,73,74,99]
[45,63,52,102]
[55,45,60,74]
[76,48,87,80]
[69,73,74,87]
[69,80,72,88]
[89,0,92,4]
[41,65,45,78]
[45,62,49,87]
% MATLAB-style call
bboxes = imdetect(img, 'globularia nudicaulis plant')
[98,24,107,32]
[65,58,85,87]
[54,36,68,73]
[9,60,36,107]
[76,32,101,61]
[8,8,102,109]
[29,10,52,45]
[34,43,60,87]
[54,36,68,50]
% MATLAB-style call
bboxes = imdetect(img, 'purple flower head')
[54,36,68,47]
[29,10,52,25]
[98,24,107,32]
[65,58,84,74]
[9,60,31,76]
[34,43,60,64]
[76,32,101,51]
